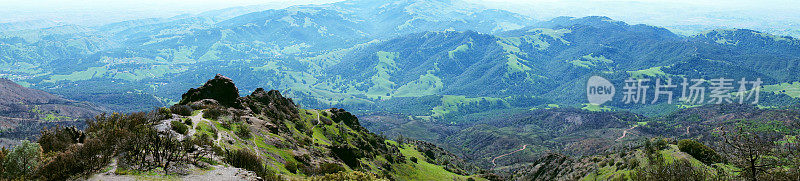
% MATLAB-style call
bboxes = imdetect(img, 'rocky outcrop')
[240,88,299,121]
[327,108,361,128]
[177,75,300,121]
[178,74,241,108]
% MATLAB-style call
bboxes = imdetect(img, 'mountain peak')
[178,74,241,107]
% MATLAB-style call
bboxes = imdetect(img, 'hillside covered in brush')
[361,104,800,175]
[0,78,107,146]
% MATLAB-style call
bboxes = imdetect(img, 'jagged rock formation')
[178,75,302,123]
[327,108,361,128]
[178,74,241,108]
[240,88,299,121]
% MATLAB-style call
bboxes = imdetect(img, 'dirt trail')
[183,165,259,181]
[186,111,203,137]
[491,144,528,168]
[195,111,223,144]
[615,125,638,141]
[90,165,257,181]
[311,109,322,130]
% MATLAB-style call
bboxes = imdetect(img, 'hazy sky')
[0,0,341,25]
[470,0,800,36]
[1,0,799,35]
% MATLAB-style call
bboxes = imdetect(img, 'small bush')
[225,149,274,178]
[677,139,722,165]
[159,107,172,116]
[38,126,84,154]
[170,104,194,116]
[83,112,194,176]
[654,138,669,150]
[171,121,189,135]
[628,158,640,169]
[286,160,302,174]
[148,107,173,121]
[189,104,204,110]
[209,126,218,139]
[218,116,234,129]
[318,162,346,174]
[235,124,251,139]
[184,118,193,126]
[212,144,225,156]
[36,138,111,180]
[330,145,360,169]
[203,108,229,120]
[644,137,669,157]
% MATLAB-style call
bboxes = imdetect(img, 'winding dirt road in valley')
[615,125,638,141]
[491,144,528,168]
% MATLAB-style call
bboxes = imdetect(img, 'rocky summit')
[178,74,241,108]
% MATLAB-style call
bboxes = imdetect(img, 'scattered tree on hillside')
[718,127,780,181]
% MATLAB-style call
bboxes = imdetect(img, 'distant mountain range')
[291,16,800,118]
[2,0,798,116]
[0,0,539,113]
